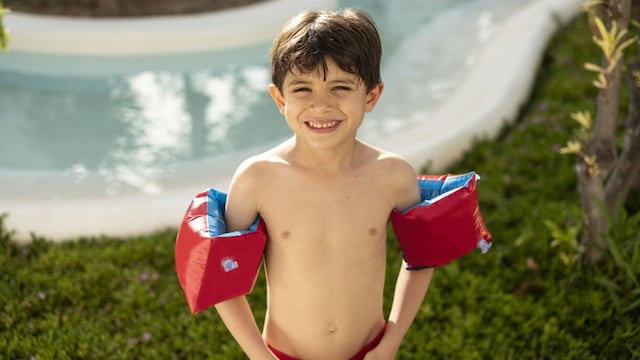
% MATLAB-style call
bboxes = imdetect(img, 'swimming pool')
[0,0,580,241]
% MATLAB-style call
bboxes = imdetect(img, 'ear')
[268,84,285,114]
[364,82,384,113]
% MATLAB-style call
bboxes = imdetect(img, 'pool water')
[0,0,529,190]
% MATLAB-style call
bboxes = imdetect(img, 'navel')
[368,227,378,237]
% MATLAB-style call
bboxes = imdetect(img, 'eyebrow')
[285,78,358,87]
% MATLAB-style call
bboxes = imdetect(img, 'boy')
[217,8,433,359]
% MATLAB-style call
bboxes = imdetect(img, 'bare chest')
[259,175,392,253]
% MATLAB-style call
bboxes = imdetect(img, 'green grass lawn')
[1,13,639,359]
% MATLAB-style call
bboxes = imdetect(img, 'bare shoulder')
[360,143,415,184]
[225,143,290,229]
[230,141,292,188]
[365,145,420,210]
[377,151,416,178]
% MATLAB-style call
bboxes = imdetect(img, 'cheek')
[283,100,303,115]
[282,104,299,123]
[344,100,367,115]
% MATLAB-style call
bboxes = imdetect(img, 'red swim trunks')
[266,323,386,360]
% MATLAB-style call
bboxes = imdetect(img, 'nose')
[309,92,334,111]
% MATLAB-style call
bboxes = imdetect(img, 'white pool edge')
[4,0,338,55]
[1,0,583,242]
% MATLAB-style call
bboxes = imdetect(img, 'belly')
[264,297,385,360]
[262,246,387,359]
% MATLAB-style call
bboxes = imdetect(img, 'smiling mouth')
[306,120,340,129]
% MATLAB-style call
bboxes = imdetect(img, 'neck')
[289,137,361,173]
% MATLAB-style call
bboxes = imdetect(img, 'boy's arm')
[369,265,433,358]
[215,297,276,359]
[368,156,434,358]
[215,159,276,360]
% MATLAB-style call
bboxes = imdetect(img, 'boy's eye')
[333,86,352,91]
[293,87,311,93]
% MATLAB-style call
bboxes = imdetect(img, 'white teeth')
[308,121,338,129]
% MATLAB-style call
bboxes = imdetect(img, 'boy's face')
[268,57,383,151]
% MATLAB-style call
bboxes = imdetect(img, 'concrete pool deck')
[1,0,582,242]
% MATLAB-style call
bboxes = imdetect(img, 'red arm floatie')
[390,172,492,269]
[175,188,267,314]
